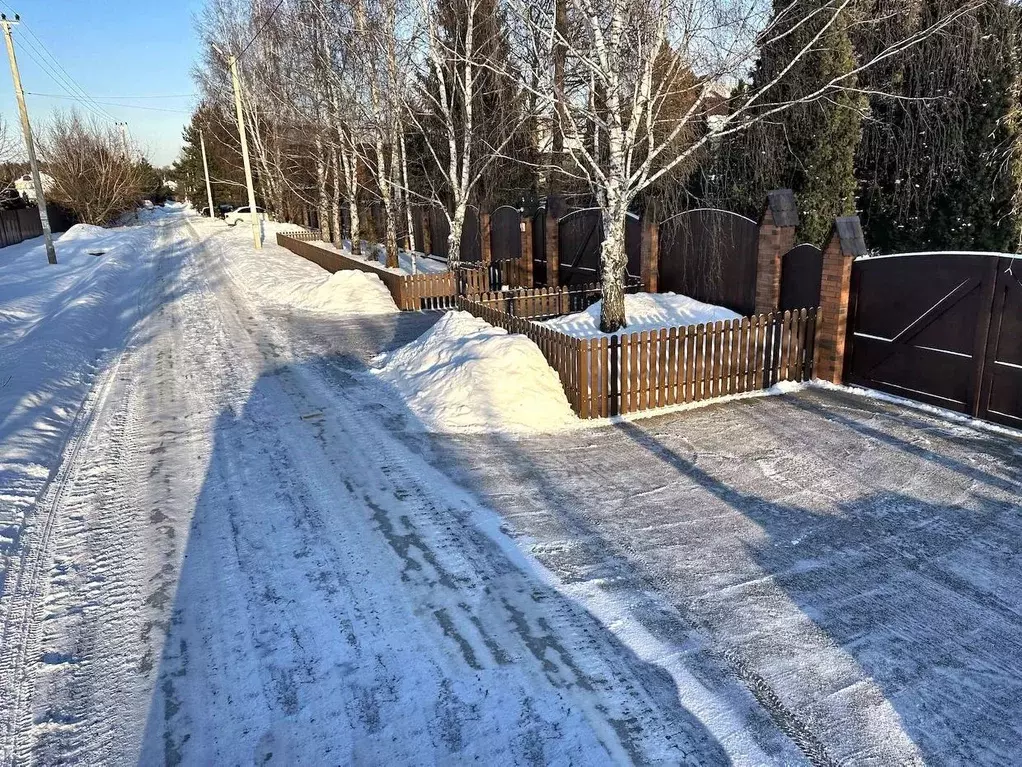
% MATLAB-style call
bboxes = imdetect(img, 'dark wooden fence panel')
[533,208,547,285]
[558,209,602,286]
[491,205,521,262]
[411,207,425,252]
[460,206,482,263]
[657,209,759,315]
[780,243,823,311]
[428,208,450,258]
[847,251,1022,427]
[0,204,74,250]
[625,214,642,280]
[984,259,1022,428]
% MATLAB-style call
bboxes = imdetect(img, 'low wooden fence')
[278,231,495,311]
[456,295,818,418]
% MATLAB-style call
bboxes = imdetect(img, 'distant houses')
[14,172,55,203]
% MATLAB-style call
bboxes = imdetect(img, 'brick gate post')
[754,189,799,315]
[816,216,867,384]
[640,216,659,293]
[545,211,560,288]
[480,212,493,265]
[520,215,535,288]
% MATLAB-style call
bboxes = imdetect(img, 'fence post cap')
[762,189,799,228]
[830,216,868,257]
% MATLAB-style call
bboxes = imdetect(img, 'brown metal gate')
[846,252,1021,428]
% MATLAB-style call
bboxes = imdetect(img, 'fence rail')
[457,295,817,418]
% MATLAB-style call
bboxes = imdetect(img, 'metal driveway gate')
[846,252,1021,428]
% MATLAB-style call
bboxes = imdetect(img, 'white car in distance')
[226,206,266,227]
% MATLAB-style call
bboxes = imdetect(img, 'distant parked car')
[217,204,235,219]
[226,205,266,227]
[142,199,154,210]
[199,206,210,217]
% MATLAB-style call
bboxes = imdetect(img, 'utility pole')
[116,121,129,158]
[216,46,261,249]
[1,14,55,264]
[199,129,215,219]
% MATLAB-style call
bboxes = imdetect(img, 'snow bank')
[544,292,742,338]
[373,311,579,434]
[300,269,398,314]
[0,220,153,573]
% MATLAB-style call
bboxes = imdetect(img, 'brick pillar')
[816,216,867,384]
[545,211,560,288]
[640,217,659,293]
[520,216,535,288]
[754,189,799,315]
[480,212,493,265]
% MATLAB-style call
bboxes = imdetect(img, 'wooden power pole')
[199,130,215,219]
[1,14,56,264]
[220,49,261,249]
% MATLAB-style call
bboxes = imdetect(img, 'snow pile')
[544,292,742,338]
[300,269,398,314]
[374,311,579,433]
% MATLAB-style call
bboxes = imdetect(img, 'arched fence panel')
[491,205,522,262]
[657,209,759,316]
[780,243,823,312]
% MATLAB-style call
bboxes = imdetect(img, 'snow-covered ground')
[3,206,1020,765]
[544,291,742,338]
[214,224,399,314]
[373,311,579,434]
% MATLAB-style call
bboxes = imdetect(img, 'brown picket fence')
[457,295,817,418]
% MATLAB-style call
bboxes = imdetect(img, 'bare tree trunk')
[331,146,343,248]
[340,139,361,255]
[599,197,629,333]
[399,128,416,252]
[315,135,331,241]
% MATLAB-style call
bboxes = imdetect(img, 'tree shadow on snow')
[135,310,730,766]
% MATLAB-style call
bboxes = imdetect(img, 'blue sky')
[0,0,204,167]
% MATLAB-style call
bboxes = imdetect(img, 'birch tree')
[514,0,983,331]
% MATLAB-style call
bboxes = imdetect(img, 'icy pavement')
[2,207,1020,765]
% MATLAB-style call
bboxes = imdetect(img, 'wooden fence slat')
[638,331,649,412]
[693,324,704,402]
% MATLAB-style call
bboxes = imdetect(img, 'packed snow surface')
[369,245,448,275]
[544,291,742,338]
[374,311,579,433]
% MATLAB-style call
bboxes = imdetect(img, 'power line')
[25,92,192,113]
[236,0,286,61]
[12,13,120,122]
[11,34,116,121]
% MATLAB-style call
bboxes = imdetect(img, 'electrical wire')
[236,0,286,61]
[24,92,193,113]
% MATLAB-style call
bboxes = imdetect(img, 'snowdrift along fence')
[456,295,818,418]
[277,232,467,310]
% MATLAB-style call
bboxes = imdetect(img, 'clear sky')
[0,0,205,167]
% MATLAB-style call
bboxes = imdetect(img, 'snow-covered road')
[4,208,1020,765]
[0,210,797,765]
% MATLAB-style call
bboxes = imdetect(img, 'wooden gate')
[658,209,759,316]
[846,252,1022,428]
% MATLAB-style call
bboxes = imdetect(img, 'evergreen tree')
[857,0,1020,252]
[711,1,864,244]
[172,106,247,210]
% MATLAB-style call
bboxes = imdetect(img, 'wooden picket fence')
[457,295,818,418]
